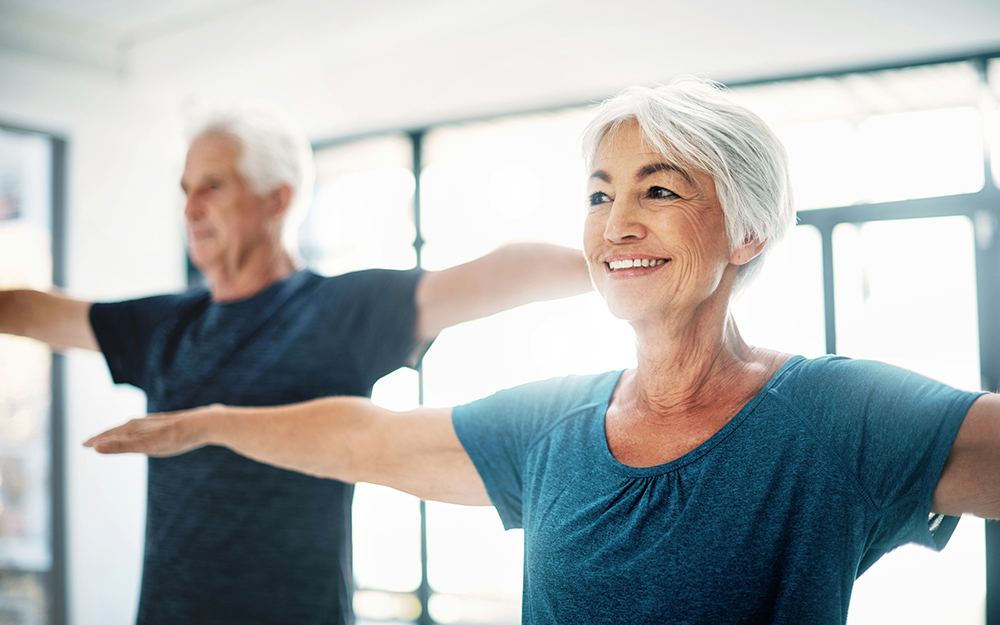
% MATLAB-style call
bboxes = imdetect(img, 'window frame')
[0,120,69,625]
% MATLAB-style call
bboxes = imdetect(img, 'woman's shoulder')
[768,354,973,416]
[456,370,625,419]
[776,354,915,384]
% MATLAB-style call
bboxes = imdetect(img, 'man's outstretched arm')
[85,398,490,506]
[414,242,591,342]
[0,289,99,351]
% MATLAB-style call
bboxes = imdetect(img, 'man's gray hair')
[190,107,315,252]
[580,77,796,296]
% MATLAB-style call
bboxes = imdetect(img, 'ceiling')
[2,0,999,137]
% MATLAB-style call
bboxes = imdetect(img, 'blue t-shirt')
[90,268,424,625]
[452,355,981,625]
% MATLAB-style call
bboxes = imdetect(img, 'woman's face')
[583,120,754,324]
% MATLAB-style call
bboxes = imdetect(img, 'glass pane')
[425,503,522,625]
[733,225,826,358]
[354,589,422,624]
[833,217,980,388]
[305,133,417,274]
[429,592,522,625]
[857,107,983,202]
[420,107,593,269]
[353,369,423,598]
[733,62,984,209]
[0,127,54,625]
[833,216,983,625]
[775,120,858,210]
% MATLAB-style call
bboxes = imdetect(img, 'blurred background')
[1,1,1000,623]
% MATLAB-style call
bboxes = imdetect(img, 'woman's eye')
[648,186,678,200]
[588,191,611,207]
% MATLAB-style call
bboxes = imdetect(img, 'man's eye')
[648,186,678,200]
[588,192,610,207]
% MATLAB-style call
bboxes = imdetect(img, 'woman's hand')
[82,398,491,506]
[84,405,217,457]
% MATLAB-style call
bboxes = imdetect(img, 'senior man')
[0,109,591,624]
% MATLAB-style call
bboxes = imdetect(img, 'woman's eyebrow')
[589,170,611,183]
[637,162,692,184]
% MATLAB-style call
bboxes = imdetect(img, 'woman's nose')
[604,197,645,243]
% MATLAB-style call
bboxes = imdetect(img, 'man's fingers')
[92,436,127,454]
[85,410,208,457]
[84,419,160,455]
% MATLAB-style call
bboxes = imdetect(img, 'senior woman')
[86,79,999,624]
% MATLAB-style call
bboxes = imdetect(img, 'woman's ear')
[730,238,766,266]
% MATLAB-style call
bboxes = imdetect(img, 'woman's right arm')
[84,397,491,506]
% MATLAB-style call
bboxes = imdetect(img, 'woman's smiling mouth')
[606,258,669,271]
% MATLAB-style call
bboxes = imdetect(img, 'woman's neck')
[627,304,760,415]
[606,307,789,467]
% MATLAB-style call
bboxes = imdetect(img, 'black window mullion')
[50,134,68,625]
[409,128,434,625]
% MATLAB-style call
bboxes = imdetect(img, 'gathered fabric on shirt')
[452,355,981,625]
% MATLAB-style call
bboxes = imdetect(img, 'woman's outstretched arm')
[84,398,490,506]
[934,393,1000,519]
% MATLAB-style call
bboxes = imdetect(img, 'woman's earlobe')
[731,238,766,266]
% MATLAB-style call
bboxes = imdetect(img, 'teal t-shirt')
[452,355,981,625]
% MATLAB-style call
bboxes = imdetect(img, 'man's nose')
[184,194,201,221]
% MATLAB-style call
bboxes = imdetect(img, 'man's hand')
[84,407,214,457]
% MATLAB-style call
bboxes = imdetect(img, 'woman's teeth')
[608,258,667,271]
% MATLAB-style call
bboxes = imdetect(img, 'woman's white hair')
[190,107,315,253]
[580,77,796,296]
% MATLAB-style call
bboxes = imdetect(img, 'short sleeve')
[781,357,982,557]
[333,269,425,383]
[89,293,197,390]
[452,373,619,530]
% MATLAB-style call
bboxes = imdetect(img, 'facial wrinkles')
[586,133,733,321]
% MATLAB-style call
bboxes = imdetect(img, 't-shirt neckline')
[209,269,312,310]
[597,354,806,477]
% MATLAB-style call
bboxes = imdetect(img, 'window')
[0,125,64,625]
[832,216,984,624]
[732,61,994,624]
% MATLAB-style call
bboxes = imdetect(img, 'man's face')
[180,134,277,272]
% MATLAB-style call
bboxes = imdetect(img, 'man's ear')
[730,238,766,266]
[268,184,294,219]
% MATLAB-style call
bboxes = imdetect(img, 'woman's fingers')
[84,414,199,457]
